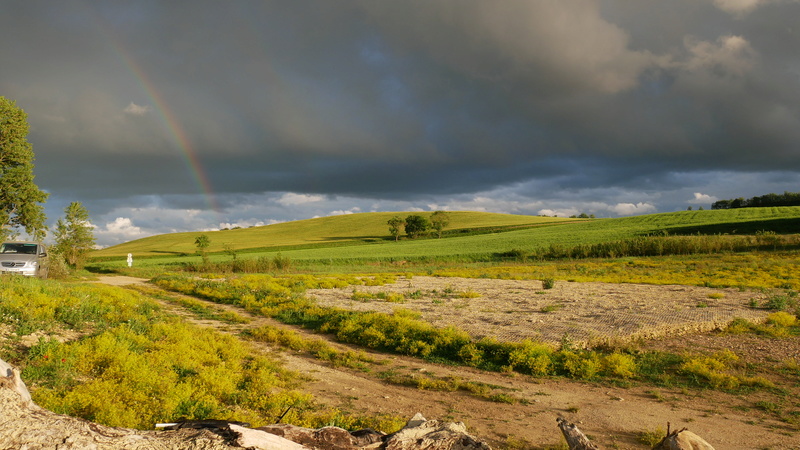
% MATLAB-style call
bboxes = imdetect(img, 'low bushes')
[27,322,316,429]
[245,325,374,369]
[181,253,294,274]
[727,314,800,338]
[525,233,800,260]
[0,276,402,432]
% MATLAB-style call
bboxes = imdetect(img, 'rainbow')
[88,7,221,216]
[120,55,222,215]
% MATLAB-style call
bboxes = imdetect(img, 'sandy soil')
[86,276,800,449]
[308,277,771,347]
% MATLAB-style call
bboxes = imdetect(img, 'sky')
[1,0,799,247]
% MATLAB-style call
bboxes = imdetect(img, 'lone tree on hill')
[387,215,405,241]
[53,202,96,269]
[195,234,211,263]
[404,214,430,239]
[430,211,450,238]
[0,97,48,241]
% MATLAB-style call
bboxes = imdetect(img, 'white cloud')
[123,102,152,116]
[689,192,718,204]
[537,208,578,217]
[277,193,325,206]
[103,217,143,236]
[711,0,799,15]
[92,217,147,247]
[713,0,765,14]
[611,202,657,216]
[426,204,451,211]
[435,196,547,214]
[84,204,226,247]
[682,35,756,77]
[219,220,269,229]
[329,207,361,216]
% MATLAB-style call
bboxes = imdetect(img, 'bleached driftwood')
[557,417,600,450]
[653,423,715,450]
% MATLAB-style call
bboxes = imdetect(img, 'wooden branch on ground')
[557,417,600,450]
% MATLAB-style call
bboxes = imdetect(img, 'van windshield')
[0,243,38,254]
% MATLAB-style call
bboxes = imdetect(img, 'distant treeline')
[712,191,800,209]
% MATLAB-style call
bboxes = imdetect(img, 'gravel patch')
[307,276,771,347]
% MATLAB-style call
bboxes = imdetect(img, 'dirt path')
[93,275,150,286]
[98,276,800,449]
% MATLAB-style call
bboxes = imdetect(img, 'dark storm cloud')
[2,0,800,245]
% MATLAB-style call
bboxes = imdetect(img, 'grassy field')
[88,207,800,273]
[92,211,570,258]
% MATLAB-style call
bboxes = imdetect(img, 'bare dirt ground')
[89,276,800,449]
[307,277,771,347]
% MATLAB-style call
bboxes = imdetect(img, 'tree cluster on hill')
[712,191,800,209]
[387,211,450,240]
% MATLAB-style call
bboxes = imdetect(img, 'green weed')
[540,304,563,313]
[2,277,402,433]
[638,426,666,446]
[767,311,796,327]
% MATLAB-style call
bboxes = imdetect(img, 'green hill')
[90,207,800,270]
[234,206,800,264]
[92,211,571,258]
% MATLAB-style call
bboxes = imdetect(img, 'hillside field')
[91,211,572,258]
[89,207,800,271]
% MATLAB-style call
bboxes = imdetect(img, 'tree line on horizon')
[712,191,800,210]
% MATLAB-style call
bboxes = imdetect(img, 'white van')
[0,241,49,278]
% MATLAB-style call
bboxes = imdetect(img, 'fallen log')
[557,417,600,450]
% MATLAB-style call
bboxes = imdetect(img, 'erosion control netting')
[307,277,770,348]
